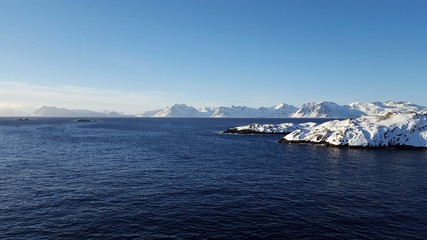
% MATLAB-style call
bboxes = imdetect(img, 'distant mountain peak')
[152,104,203,117]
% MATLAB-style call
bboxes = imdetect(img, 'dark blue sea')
[1,118,426,239]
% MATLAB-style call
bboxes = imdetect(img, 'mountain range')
[142,101,426,118]
[141,103,299,118]
[0,101,425,118]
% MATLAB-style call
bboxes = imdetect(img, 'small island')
[225,112,427,150]
[73,119,93,123]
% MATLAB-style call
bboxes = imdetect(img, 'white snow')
[283,112,427,149]
[227,122,317,134]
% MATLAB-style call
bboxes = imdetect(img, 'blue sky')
[0,0,426,113]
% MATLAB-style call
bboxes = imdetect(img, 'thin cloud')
[0,81,182,114]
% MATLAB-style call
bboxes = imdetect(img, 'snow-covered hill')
[33,106,130,117]
[290,101,363,118]
[281,112,427,149]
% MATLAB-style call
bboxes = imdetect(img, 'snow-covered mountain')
[379,101,425,113]
[195,103,295,118]
[33,106,130,117]
[290,102,363,118]
[289,101,425,118]
[142,101,426,118]
[147,104,209,118]
[143,103,298,118]
[139,109,163,117]
[211,106,262,118]
[281,112,427,149]
[260,103,299,118]
[349,101,425,115]
[347,102,385,115]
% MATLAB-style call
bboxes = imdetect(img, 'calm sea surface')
[0,118,426,239]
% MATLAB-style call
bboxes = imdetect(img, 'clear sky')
[0,0,426,113]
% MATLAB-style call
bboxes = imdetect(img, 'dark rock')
[73,119,92,123]
[278,138,426,151]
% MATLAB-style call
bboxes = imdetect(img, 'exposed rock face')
[281,112,427,150]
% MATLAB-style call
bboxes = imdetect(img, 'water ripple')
[0,118,426,239]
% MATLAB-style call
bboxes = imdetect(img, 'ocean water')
[0,118,426,239]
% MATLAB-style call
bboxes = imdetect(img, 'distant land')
[0,106,132,118]
[0,101,425,118]
[135,101,426,118]
[33,106,130,118]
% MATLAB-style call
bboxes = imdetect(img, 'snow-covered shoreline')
[225,112,427,150]
[282,112,427,150]
[223,122,317,134]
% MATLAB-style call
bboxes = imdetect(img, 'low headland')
[224,112,427,150]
